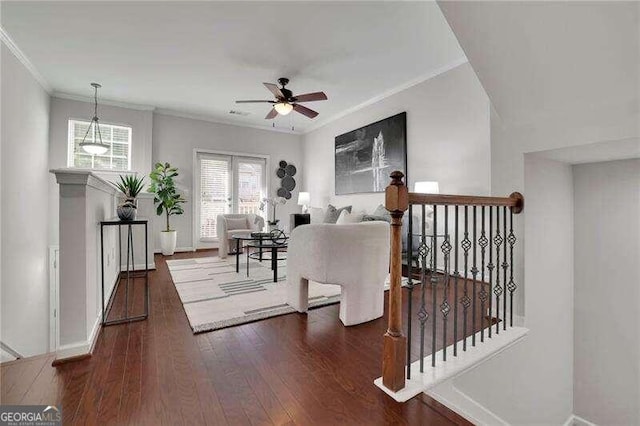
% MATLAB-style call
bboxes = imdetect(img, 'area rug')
[166,256,342,333]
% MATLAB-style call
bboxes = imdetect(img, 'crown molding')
[0,25,52,94]
[154,108,303,135]
[303,56,469,134]
[52,92,157,111]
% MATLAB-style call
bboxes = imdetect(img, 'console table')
[100,218,149,326]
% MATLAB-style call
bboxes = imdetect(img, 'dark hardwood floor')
[1,250,477,425]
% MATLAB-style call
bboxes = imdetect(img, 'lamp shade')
[80,140,109,155]
[274,102,293,115]
[414,181,439,194]
[297,192,310,206]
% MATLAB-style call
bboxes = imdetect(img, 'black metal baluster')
[502,206,508,331]
[508,209,517,327]
[453,206,459,356]
[418,205,429,373]
[479,206,488,342]
[431,205,438,367]
[461,207,471,351]
[488,207,493,338]
[494,206,503,334]
[406,204,414,379]
[471,207,478,347]
[440,206,451,361]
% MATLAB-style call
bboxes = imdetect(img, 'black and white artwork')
[335,112,407,195]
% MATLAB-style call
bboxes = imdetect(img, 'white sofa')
[216,214,265,259]
[286,221,390,326]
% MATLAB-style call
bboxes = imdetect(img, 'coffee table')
[232,232,273,273]
[246,239,288,282]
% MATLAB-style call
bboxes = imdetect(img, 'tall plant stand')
[100,218,149,326]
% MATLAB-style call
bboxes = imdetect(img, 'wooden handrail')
[381,171,525,393]
[408,192,524,213]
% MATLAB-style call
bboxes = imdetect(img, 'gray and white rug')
[166,256,341,333]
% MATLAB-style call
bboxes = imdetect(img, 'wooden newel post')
[382,170,408,392]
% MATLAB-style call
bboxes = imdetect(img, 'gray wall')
[1,43,51,356]
[302,62,491,213]
[573,158,640,425]
[152,113,304,250]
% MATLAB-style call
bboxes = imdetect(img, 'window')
[67,120,132,171]
[195,152,267,244]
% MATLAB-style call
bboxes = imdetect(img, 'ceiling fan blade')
[265,108,278,119]
[236,100,275,104]
[263,82,285,99]
[293,103,319,119]
[293,92,328,103]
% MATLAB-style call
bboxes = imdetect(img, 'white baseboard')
[374,326,529,402]
[426,381,509,425]
[564,414,599,426]
[55,314,101,360]
[153,246,195,254]
[119,262,156,271]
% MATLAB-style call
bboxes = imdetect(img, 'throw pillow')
[372,204,392,221]
[309,207,324,224]
[323,204,352,224]
[225,217,248,230]
[362,214,391,223]
[336,210,364,224]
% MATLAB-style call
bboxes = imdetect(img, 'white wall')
[0,43,51,356]
[454,155,575,424]
[302,62,491,213]
[48,97,154,246]
[573,158,640,426]
[152,113,304,250]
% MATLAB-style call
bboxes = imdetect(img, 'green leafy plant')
[148,162,186,232]
[114,174,145,201]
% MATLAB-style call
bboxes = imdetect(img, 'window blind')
[200,157,230,239]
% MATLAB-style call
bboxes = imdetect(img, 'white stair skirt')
[374,326,529,402]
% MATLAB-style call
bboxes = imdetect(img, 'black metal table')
[232,232,274,273]
[246,240,288,282]
[100,218,149,326]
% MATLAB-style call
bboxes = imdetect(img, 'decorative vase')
[160,230,177,256]
[117,199,137,221]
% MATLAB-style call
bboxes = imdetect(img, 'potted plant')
[148,162,186,255]
[113,174,145,221]
[259,196,286,230]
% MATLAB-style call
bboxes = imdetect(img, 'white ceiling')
[1,1,465,133]
[438,1,640,129]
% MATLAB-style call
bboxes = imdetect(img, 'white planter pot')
[160,230,177,256]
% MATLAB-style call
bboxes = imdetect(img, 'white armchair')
[286,221,390,326]
[216,214,265,259]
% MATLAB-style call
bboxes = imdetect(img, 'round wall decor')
[276,160,296,199]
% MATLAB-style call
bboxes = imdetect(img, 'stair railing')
[382,171,524,392]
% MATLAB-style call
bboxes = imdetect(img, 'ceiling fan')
[236,78,327,119]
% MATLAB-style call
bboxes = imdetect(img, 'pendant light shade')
[79,83,109,155]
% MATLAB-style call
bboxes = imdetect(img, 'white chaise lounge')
[286,221,390,326]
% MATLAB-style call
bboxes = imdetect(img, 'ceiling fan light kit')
[236,77,328,120]
[274,102,293,115]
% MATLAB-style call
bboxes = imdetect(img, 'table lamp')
[298,192,310,214]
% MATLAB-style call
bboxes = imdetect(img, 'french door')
[195,152,267,247]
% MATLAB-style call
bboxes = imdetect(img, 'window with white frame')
[67,120,132,171]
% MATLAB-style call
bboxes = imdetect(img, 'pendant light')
[79,83,109,155]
